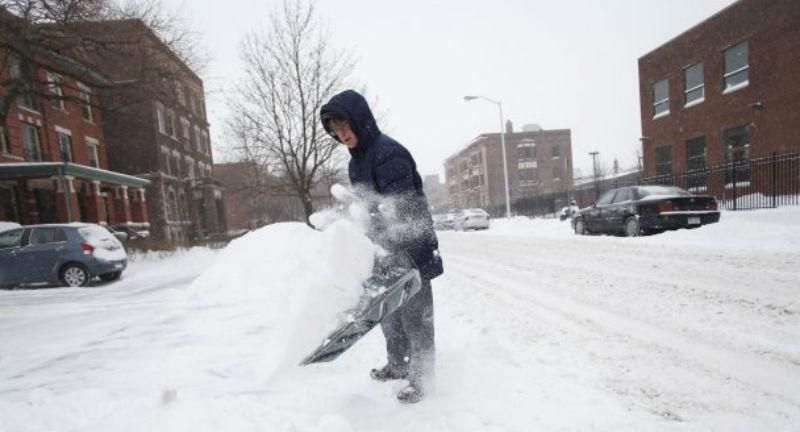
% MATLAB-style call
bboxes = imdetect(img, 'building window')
[194,126,204,152]
[47,72,65,110]
[724,125,750,184]
[86,138,100,167]
[166,109,177,138]
[77,83,93,122]
[517,141,536,160]
[724,125,749,163]
[686,136,706,171]
[202,130,210,154]
[176,81,186,106]
[173,154,182,178]
[21,123,41,161]
[552,165,561,181]
[189,93,197,115]
[653,79,669,118]
[655,145,672,176]
[186,158,195,178]
[552,145,560,159]
[181,117,191,143]
[519,168,536,182]
[686,136,707,189]
[723,41,748,91]
[684,62,704,106]
[56,130,73,162]
[156,102,166,134]
[9,57,34,109]
[0,126,7,153]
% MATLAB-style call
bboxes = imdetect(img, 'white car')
[454,208,490,231]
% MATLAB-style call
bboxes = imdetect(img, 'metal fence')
[491,151,800,218]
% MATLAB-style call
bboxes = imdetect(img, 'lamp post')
[589,151,600,201]
[464,95,511,219]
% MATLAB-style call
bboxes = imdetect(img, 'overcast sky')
[168,0,737,180]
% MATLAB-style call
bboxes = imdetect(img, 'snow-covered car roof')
[0,222,22,233]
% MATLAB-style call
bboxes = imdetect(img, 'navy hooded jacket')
[320,90,443,280]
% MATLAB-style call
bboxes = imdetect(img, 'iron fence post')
[772,152,777,208]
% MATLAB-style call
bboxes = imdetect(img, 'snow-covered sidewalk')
[1,209,798,431]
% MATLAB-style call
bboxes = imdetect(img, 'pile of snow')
[182,220,376,380]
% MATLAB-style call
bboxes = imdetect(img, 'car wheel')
[624,217,641,237]
[99,271,122,282]
[574,218,587,235]
[60,264,90,287]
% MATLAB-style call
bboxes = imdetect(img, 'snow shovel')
[300,251,422,366]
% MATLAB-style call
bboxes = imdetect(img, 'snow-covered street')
[1,209,799,431]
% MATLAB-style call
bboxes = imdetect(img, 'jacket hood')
[320,90,381,153]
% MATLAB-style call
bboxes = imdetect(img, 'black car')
[571,185,720,237]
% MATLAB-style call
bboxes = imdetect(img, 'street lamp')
[464,95,511,219]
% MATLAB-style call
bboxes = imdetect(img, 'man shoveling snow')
[318,89,444,404]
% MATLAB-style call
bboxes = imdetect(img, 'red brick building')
[0,49,149,226]
[638,0,800,177]
[445,122,573,215]
[72,20,225,241]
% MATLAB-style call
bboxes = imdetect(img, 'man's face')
[329,118,358,149]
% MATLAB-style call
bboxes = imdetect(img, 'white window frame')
[723,41,749,93]
[21,122,41,161]
[55,126,73,162]
[77,82,93,122]
[10,57,35,110]
[155,102,166,134]
[85,137,100,168]
[166,109,177,138]
[202,130,210,154]
[194,126,203,152]
[683,62,704,108]
[175,80,186,106]
[47,72,65,111]
[185,156,196,178]
[181,117,191,140]
[653,79,669,119]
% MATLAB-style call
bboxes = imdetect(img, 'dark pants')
[381,278,435,388]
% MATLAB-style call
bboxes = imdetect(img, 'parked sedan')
[571,185,720,237]
[454,208,491,231]
[0,223,128,288]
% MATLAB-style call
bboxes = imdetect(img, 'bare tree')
[0,0,204,128]
[227,0,355,222]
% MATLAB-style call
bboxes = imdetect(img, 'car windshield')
[637,186,692,198]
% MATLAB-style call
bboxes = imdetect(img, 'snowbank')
[181,220,376,380]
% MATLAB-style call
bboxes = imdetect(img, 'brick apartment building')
[74,20,225,241]
[1,14,149,226]
[638,0,800,178]
[445,122,573,215]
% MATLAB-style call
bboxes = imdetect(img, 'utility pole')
[589,151,600,201]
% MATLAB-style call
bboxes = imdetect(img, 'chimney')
[505,120,514,134]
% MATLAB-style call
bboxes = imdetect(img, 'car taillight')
[655,203,675,212]
[81,243,94,255]
[706,200,718,210]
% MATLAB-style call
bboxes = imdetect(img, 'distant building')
[73,20,225,240]
[422,174,448,213]
[444,121,573,215]
[638,0,800,177]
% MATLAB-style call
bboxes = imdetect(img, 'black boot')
[397,383,425,404]
[370,364,408,382]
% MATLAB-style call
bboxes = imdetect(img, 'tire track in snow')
[443,253,800,408]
